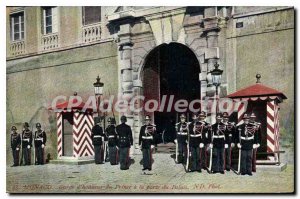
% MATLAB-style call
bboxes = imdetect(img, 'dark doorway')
[142,43,201,144]
[62,112,73,156]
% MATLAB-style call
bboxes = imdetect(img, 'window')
[42,7,58,34]
[10,12,24,41]
[82,6,101,25]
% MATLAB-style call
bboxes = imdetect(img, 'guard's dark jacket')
[188,121,205,147]
[22,129,33,148]
[139,124,156,149]
[34,130,47,147]
[106,125,118,147]
[250,121,262,144]
[175,122,189,143]
[116,123,133,148]
[209,122,226,148]
[236,123,259,150]
[11,132,21,150]
[91,125,105,145]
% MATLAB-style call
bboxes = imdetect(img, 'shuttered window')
[10,12,24,41]
[42,7,58,34]
[82,6,101,25]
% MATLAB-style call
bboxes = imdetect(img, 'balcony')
[82,23,102,43]
[10,40,25,56]
[41,33,59,51]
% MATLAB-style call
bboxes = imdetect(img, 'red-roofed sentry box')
[227,74,287,165]
[49,92,95,163]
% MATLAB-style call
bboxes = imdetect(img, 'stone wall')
[6,41,118,165]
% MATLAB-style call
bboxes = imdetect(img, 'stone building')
[6,6,294,163]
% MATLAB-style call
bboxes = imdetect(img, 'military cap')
[11,126,17,131]
[222,112,229,118]
[250,112,256,118]
[199,111,206,117]
[108,117,116,124]
[94,117,101,124]
[216,113,223,119]
[243,113,250,119]
[145,115,151,121]
[179,114,186,118]
[192,112,199,119]
[36,123,41,128]
[120,115,127,122]
[23,122,30,128]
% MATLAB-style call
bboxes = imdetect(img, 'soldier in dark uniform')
[34,123,47,165]
[198,111,211,170]
[222,112,236,171]
[236,114,259,176]
[175,114,188,164]
[139,115,156,171]
[91,117,106,164]
[106,117,119,165]
[209,114,226,174]
[187,112,205,172]
[249,113,261,172]
[10,126,21,167]
[21,122,33,166]
[116,116,133,170]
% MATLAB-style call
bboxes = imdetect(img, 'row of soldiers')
[175,111,261,175]
[91,116,133,170]
[91,112,261,175]
[10,122,47,167]
[91,115,157,171]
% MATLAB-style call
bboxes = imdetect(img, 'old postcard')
[6,6,295,193]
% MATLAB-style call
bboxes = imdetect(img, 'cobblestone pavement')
[6,154,294,193]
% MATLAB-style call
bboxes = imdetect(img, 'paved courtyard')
[6,154,294,193]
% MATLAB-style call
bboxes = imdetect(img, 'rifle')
[20,129,24,166]
[185,123,190,172]
[208,126,213,173]
[237,128,242,174]
[175,113,179,163]
[33,125,37,165]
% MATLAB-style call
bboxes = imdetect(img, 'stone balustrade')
[82,23,102,43]
[10,40,25,56]
[41,33,59,50]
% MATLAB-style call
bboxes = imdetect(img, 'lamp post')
[210,62,223,114]
[93,75,104,126]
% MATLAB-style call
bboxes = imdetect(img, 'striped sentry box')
[56,112,63,157]
[267,100,280,161]
[73,112,94,158]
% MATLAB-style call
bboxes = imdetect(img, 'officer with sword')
[198,111,211,170]
[174,114,189,164]
[208,114,227,174]
[116,115,133,170]
[236,113,260,176]
[21,122,33,166]
[249,112,261,172]
[34,123,47,165]
[106,117,119,165]
[10,126,21,167]
[91,117,106,164]
[222,112,236,171]
[186,112,205,172]
[139,115,156,171]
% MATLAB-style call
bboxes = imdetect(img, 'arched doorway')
[141,42,201,144]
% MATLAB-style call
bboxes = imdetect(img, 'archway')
[141,42,201,144]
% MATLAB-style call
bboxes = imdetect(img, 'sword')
[237,128,242,174]
[208,126,214,173]
[185,139,190,172]
[175,139,178,163]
